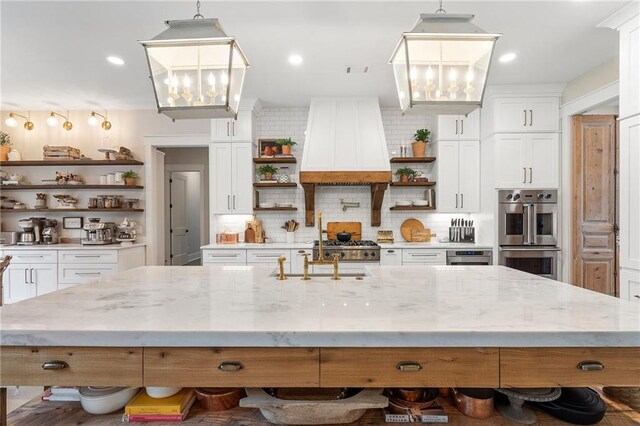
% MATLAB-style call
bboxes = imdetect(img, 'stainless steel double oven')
[498,189,560,280]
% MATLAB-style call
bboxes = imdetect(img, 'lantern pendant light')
[140,0,249,120]
[390,0,501,115]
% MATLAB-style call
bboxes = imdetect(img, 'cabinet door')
[619,116,640,270]
[619,16,640,118]
[211,119,232,142]
[528,133,559,188]
[210,143,233,214]
[437,115,460,140]
[380,248,402,266]
[3,265,34,303]
[528,97,560,132]
[458,109,480,140]
[458,140,480,212]
[494,134,528,188]
[231,110,253,142]
[436,141,460,212]
[493,98,528,132]
[291,249,312,274]
[231,143,254,214]
[32,264,58,296]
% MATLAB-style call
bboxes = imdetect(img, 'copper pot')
[451,388,494,420]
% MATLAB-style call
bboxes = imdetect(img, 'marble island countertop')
[2,265,639,348]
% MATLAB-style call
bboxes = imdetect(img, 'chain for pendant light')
[193,0,204,19]
[435,0,447,14]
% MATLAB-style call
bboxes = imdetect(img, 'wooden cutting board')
[326,222,362,241]
[400,218,424,242]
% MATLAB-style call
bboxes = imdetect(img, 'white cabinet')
[620,268,640,302]
[619,14,640,119]
[619,115,640,271]
[247,249,291,273]
[492,97,559,132]
[436,140,480,213]
[380,248,402,266]
[211,110,254,142]
[402,249,446,265]
[291,249,312,274]
[202,249,247,265]
[494,133,559,188]
[4,263,57,304]
[437,110,480,140]
[210,142,253,214]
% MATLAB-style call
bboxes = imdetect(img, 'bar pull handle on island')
[218,362,244,372]
[42,360,69,371]
[577,361,605,372]
[396,361,423,372]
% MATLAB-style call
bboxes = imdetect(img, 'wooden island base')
[6,389,640,426]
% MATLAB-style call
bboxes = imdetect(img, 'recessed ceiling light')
[106,56,125,66]
[288,54,303,66]
[499,52,517,63]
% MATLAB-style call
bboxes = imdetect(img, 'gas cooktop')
[313,240,380,262]
[314,240,379,247]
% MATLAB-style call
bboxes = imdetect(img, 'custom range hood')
[300,98,392,227]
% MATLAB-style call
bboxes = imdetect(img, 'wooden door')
[572,115,617,295]
[170,173,189,265]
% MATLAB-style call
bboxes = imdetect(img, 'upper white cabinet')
[494,133,559,188]
[211,110,254,143]
[619,115,640,271]
[436,140,480,213]
[437,110,480,141]
[618,13,640,119]
[491,97,559,133]
[210,142,253,214]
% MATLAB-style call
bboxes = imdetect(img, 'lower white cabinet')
[402,249,446,265]
[58,264,118,285]
[202,249,247,266]
[291,249,312,274]
[380,249,402,266]
[4,263,57,303]
[247,249,291,273]
[620,268,640,302]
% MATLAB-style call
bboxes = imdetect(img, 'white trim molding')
[598,1,640,30]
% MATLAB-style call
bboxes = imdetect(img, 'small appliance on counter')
[18,217,45,245]
[116,218,137,245]
[42,219,59,244]
[0,231,19,245]
[81,218,117,245]
[449,218,475,243]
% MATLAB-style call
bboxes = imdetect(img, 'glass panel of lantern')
[390,38,411,111]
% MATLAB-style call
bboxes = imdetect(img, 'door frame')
[559,81,619,282]
[144,135,210,265]
[165,165,206,265]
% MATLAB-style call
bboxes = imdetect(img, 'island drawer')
[202,250,247,265]
[247,249,291,263]
[402,249,446,265]
[500,348,640,387]
[3,250,57,264]
[320,348,499,387]
[58,250,118,264]
[144,347,319,387]
[58,264,118,284]
[0,347,143,386]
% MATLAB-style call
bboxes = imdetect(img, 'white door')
[32,264,58,296]
[436,140,460,212]
[231,110,253,142]
[528,98,560,132]
[459,109,480,140]
[494,98,528,132]
[619,115,640,270]
[437,115,460,140]
[528,133,559,188]
[458,140,480,212]
[231,143,254,214]
[210,143,233,214]
[211,119,232,142]
[494,134,529,188]
[170,173,189,265]
[4,264,34,303]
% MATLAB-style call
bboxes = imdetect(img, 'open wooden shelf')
[253,157,296,164]
[390,181,436,187]
[0,208,144,213]
[0,185,144,190]
[390,157,436,163]
[390,206,436,211]
[254,207,297,211]
[0,160,144,167]
[253,182,297,188]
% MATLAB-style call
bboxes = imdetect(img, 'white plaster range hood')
[299,98,392,227]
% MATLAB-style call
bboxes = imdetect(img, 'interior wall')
[562,57,619,105]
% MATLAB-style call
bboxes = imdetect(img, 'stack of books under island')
[123,388,195,422]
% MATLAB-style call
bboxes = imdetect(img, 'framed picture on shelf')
[63,217,83,229]
[258,139,281,157]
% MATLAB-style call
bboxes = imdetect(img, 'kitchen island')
[1,265,640,413]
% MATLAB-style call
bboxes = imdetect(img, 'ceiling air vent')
[345,65,369,74]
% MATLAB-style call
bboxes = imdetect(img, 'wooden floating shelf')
[254,207,298,211]
[0,160,144,167]
[253,182,297,188]
[0,208,144,213]
[390,181,436,187]
[0,185,144,190]
[390,206,436,211]
[390,157,436,163]
[253,157,297,164]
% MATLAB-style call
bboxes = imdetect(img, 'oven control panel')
[499,189,557,203]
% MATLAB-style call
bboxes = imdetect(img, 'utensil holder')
[449,226,475,243]
[286,232,295,244]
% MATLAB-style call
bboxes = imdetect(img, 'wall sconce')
[5,112,35,130]
[88,111,112,130]
[47,111,73,131]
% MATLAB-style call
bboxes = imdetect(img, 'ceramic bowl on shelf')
[79,386,140,415]
[412,200,429,207]
[145,386,182,399]
[395,200,412,207]
[259,203,277,208]
[277,203,292,208]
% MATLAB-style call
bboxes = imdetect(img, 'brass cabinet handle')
[218,361,244,372]
[42,360,69,370]
[577,361,604,372]
[396,361,423,372]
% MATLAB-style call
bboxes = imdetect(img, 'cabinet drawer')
[58,250,118,264]
[629,281,640,303]
[402,250,445,264]
[58,264,118,284]
[501,348,640,387]
[202,250,246,264]
[144,348,319,387]
[0,347,142,386]
[4,250,57,264]
[247,249,291,263]
[320,348,498,387]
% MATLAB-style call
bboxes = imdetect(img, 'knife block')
[449,227,475,243]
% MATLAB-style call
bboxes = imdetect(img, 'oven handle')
[523,204,536,245]
[499,246,561,251]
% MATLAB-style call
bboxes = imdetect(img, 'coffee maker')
[17,217,45,245]
[81,219,117,245]
[42,219,59,244]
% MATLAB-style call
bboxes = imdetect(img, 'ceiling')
[0,0,625,110]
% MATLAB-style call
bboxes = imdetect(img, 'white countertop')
[0,243,146,250]
[201,242,491,250]
[2,265,638,348]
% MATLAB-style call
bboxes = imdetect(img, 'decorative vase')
[412,141,427,157]
[281,145,292,155]
[400,175,409,183]
[7,148,22,161]
[286,232,295,244]
[125,177,137,186]
[0,146,11,161]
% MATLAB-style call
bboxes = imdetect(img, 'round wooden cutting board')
[400,219,425,242]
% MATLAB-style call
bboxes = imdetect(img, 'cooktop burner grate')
[315,240,379,247]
